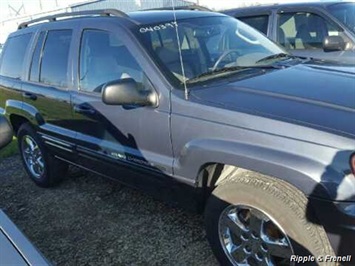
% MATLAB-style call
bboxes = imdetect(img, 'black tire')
[17,123,68,187]
[205,169,335,266]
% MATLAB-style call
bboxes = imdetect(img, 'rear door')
[21,24,78,158]
[70,21,173,177]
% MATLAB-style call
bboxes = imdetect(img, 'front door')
[276,10,354,63]
[71,26,173,178]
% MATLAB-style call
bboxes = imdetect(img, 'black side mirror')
[323,36,346,52]
[0,115,13,150]
[102,78,157,107]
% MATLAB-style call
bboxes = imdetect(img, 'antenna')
[171,0,189,100]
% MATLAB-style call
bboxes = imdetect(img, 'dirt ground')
[0,155,219,266]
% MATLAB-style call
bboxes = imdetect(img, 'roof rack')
[18,9,128,30]
[146,5,212,12]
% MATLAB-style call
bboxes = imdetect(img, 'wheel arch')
[5,100,43,134]
[174,139,341,201]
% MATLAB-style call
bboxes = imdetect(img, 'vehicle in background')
[0,114,12,149]
[223,1,355,64]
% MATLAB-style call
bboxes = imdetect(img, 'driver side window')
[79,29,145,93]
[278,12,349,50]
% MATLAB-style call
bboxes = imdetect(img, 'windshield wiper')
[187,65,278,84]
[256,53,294,64]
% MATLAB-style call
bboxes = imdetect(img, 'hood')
[191,63,355,137]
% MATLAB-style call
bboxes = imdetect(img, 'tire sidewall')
[205,175,334,266]
[18,123,52,187]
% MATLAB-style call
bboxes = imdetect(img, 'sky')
[1,0,351,20]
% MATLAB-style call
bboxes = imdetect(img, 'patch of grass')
[0,137,18,159]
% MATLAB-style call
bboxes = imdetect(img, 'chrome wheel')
[218,205,294,266]
[21,135,45,179]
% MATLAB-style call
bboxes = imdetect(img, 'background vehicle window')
[30,32,46,82]
[238,15,269,35]
[40,30,72,87]
[278,12,348,50]
[79,30,144,93]
[0,33,32,79]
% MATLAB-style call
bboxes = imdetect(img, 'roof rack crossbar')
[18,9,128,29]
[146,5,212,12]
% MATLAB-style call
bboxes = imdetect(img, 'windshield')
[328,3,355,34]
[136,16,285,85]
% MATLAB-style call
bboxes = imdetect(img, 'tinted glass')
[30,32,46,82]
[40,30,72,87]
[0,34,32,79]
[278,12,347,50]
[80,30,144,93]
[328,3,355,34]
[239,15,269,35]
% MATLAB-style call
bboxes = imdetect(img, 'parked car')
[223,1,355,64]
[0,114,12,149]
[0,116,48,266]
[0,7,354,266]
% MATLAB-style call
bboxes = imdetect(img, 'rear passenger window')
[0,33,32,79]
[40,30,72,87]
[30,32,46,82]
[238,16,269,35]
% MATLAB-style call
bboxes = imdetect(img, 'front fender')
[173,138,355,201]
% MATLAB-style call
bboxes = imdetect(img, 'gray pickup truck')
[0,7,354,265]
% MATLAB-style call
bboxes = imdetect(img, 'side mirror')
[323,36,345,52]
[0,115,13,150]
[102,78,157,107]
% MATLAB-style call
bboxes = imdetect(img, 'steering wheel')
[212,49,240,71]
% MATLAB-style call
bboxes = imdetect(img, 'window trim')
[28,31,47,82]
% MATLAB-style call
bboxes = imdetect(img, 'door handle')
[73,104,96,115]
[23,92,37,101]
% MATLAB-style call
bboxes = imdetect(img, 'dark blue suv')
[0,7,354,265]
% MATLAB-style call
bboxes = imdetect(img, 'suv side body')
[223,2,355,64]
[0,9,354,265]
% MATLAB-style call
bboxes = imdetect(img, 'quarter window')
[40,30,72,87]
[79,30,145,93]
[0,33,32,79]
[238,15,269,35]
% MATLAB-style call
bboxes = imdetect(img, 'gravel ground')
[0,155,219,266]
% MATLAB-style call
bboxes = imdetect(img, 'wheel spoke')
[37,157,44,169]
[25,137,35,151]
[230,245,249,265]
[249,211,264,234]
[264,238,292,259]
[221,213,248,238]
